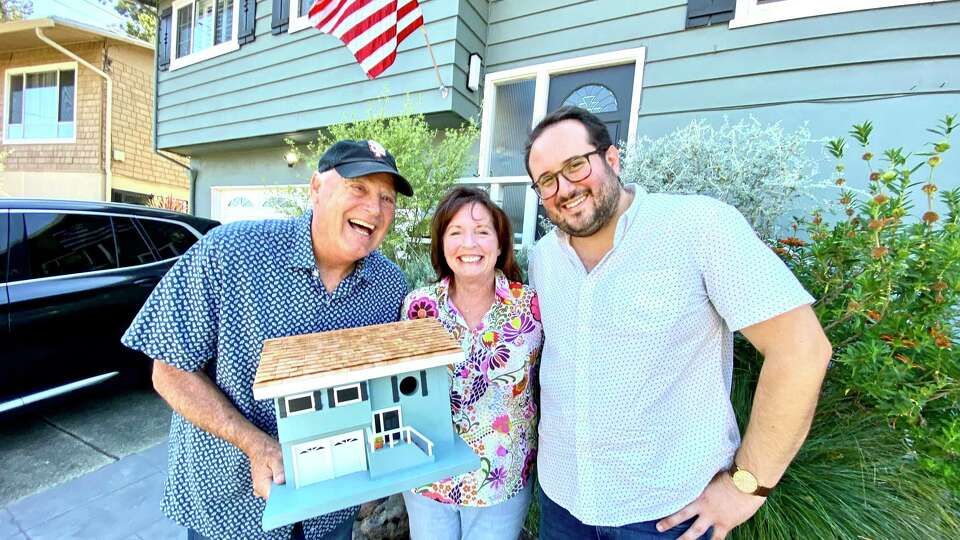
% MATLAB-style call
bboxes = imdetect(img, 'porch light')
[284,151,299,167]
[467,53,483,92]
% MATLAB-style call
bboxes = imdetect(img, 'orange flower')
[922,183,938,194]
[868,219,884,231]
[866,310,882,322]
[847,301,862,312]
[879,334,895,342]
[871,246,889,259]
[901,339,917,348]
[835,178,846,186]
[870,172,881,181]
[873,194,889,205]
[840,195,852,205]
[922,211,940,224]
[930,327,953,349]
[931,281,948,291]
[894,354,916,368]
[845,208,855,217]
[780,237,806,247]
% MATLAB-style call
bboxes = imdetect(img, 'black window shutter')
[238,0,257,44]
[278,398,287,418]
[686,0,736,28]
[312,390,323,410]
[391,376,399,403]
[419,370,428,396]
[327,388,336,408]
[360,382,368,401]
[271,0,289,35]
[157,7,172,71]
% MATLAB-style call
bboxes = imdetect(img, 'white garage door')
[210,186,307,224]
[292,438,334,488]
[331,430,368,477]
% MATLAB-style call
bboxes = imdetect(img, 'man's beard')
[546,168,621,238]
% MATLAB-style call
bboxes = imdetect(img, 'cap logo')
[367,140,386,159]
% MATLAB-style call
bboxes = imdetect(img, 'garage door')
[331,430,368,477]
[292,438,333,488]
[210,186,307,224]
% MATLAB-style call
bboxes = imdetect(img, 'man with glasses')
[524,107,832,540]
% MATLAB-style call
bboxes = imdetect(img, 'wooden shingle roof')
[252,318,462,400]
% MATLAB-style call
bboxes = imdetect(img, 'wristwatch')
[728,465,773,497]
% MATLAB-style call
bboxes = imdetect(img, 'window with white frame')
[170,0,240,70]
[4,63,76,143]
[288,0,315,33]
[333,384,363,406]
[730,0,949,28]
[285,392,316,416]
[476,47,646,247]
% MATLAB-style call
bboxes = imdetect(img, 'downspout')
[36,27,113,201]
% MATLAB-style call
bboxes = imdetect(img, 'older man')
[525,107,832,540]
[122,140,412,540]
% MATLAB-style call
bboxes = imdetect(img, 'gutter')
[36,27,113,201]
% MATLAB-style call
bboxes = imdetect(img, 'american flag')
[308,0,425,79]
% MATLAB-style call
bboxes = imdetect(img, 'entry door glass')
[375,409,402,443]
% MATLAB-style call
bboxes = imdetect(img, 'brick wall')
[108,44,189,190]
[0,41,104,173]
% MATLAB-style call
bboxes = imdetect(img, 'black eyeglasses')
[531,148,607,200]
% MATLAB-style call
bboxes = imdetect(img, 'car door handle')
[133,278,160,288]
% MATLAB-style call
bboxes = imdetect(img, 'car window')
[114,217,157,267]
[25,213,117,279]
[138,218,198,259]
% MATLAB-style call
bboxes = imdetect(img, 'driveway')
[0,385,176,539]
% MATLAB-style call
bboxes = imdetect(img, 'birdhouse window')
[333,384,363,406]
[285,392,316,416]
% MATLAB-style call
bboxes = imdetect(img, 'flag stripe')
[308,0,424,79]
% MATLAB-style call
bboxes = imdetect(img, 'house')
[0,17,190,207]
[151,0,959,241]
[252,317,480,530]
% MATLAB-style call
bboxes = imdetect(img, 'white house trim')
[253,351,462,400]
[730,0,950,28]
[284,391,316,416]
[288,0,313,33]
[169,0,241,71]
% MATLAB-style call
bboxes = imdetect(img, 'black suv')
[0,199,219,413]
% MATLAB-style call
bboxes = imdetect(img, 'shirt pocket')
[611,267,686,334]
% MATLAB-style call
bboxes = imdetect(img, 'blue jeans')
[186,516,353,540]
[402,483,533,540]
[538,486,713,540]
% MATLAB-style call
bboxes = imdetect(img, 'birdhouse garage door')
[292,430,368,488]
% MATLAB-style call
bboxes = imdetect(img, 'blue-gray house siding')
[156,0,959,220]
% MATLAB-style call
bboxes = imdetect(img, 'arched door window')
[562,84,618,113]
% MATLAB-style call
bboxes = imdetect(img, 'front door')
[331,430,367,477]
[373,407,403,444]
[292,438,334,488]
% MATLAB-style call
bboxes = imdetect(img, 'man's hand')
[655,471,765,540]
[244,432,285,500]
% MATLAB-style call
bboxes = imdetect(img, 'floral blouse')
[401,271,542,507]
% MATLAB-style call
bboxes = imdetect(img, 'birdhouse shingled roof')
[252,318,462,400]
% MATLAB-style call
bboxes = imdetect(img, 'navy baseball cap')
[317,139,414,197]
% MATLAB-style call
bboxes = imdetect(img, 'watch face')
[732,469,759,493]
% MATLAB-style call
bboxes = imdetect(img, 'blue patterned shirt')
[121,210,408,540]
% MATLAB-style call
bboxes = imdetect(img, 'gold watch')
[728,465,773,497]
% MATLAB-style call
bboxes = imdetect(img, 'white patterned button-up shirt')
[529,185,813,526]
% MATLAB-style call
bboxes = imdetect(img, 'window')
[24,213,116,280]
[170,0,240,70]
[477,47,646,247]
[4,63,76,143]
[0,213,8,284]
[287,0,314,33]
[114,218,158,268]
[333,384,362,406]
[138,218,199,259]
[730,0,950,28]
[285,392,316,416]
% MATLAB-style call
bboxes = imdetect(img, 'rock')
[352,495,409,540]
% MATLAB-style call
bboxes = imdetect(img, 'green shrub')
[621,117,823,240]
[282,99,479,262]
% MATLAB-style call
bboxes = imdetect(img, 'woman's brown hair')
[430,186,523,283]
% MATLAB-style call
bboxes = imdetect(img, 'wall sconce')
[467,53,482,93]
[284,151,299,167]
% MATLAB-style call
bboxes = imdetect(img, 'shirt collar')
[286,209,375,283]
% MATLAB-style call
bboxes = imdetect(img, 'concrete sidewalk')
[1,442,179,540]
